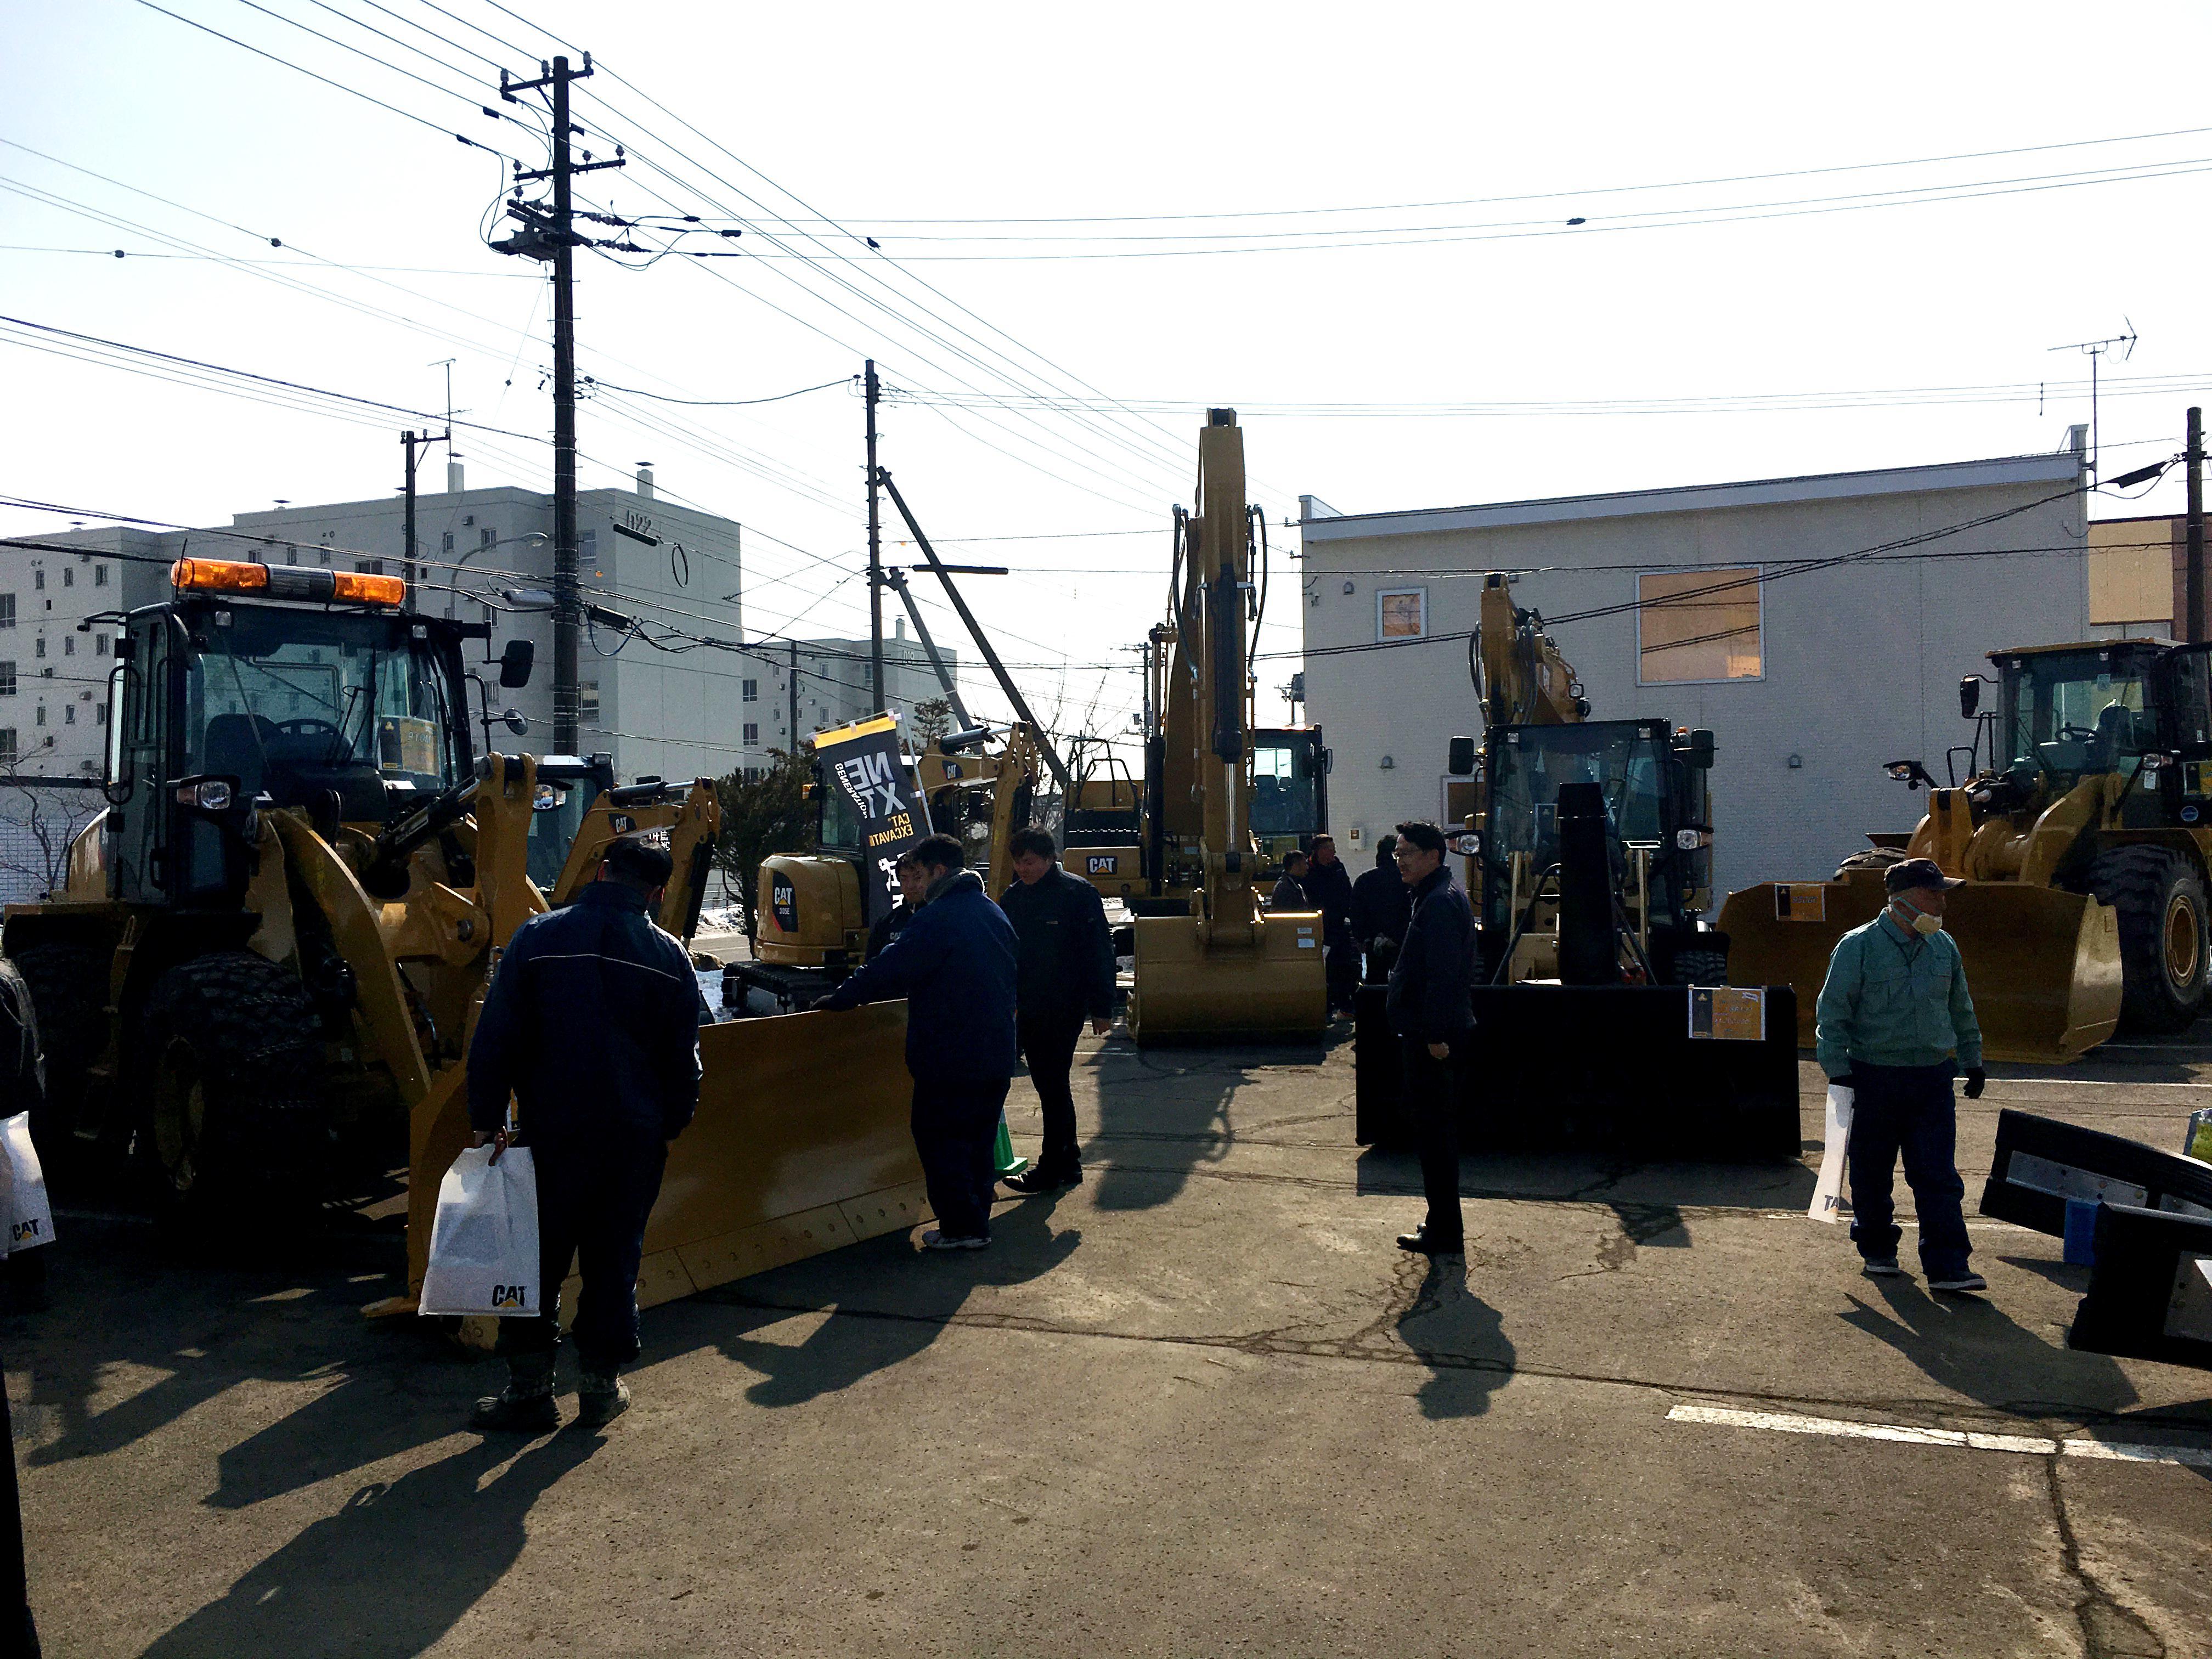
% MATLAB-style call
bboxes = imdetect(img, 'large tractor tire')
[1834,845,1910,880]
[2088,845,2210,1034]
[10,941,110,1149]
[133,951,327,1217]
[1670,946,1730,988]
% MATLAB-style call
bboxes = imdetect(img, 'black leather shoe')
[1003,1166,1081,1194]
[1396,1227,1464,1255]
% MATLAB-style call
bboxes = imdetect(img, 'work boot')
[1002,1165,1080,1195]
[470,1353,558,1434]
[574,1370,631,1429]
[1396,1224,1464,1256]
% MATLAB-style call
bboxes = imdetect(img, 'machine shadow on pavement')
[1395,1256,1515,1421]
[1840,1278,2139,1420]
[674,1191,1081,1407]
[1084,1047,1252,1212]
[139,1433,600,1659]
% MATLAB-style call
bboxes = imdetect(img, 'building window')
[60,568,72,589]
[63,705,74,725]
[742,679,759,703]
[1637,567,1764,684]
[318,546,331,566]
[0,730,13,764]
[358,559,383,576]
[0,663,12,696]
[480,528,495,550]
[94,634,110,656]
[580,682,600,721]
[32,572,44,592]
[33,639,45,660]
[61,637,73,657]
[441,532,455,555]
[1376,588,1426,641]
[285,546,298,566]
[0,595,11,628]
[93,564,108,587]
[34,706,46,726]
[743,722,759,744]
[94,703,106,726]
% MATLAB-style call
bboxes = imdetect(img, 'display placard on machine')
[1689,985,1767,1042]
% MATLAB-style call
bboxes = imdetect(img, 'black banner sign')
[816,714,927,927]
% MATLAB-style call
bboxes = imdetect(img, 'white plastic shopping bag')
[1,1112,54,1253]
[419,1143,540,1317]
[1807,1084,1853,1223]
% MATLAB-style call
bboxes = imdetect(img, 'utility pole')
[865,359,885,714]
[787,639,800,752]
[2188,407,2204,645]
[399,426,448,612]
[496,53,623,753]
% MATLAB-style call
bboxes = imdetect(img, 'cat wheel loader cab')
[1717,638,2212,1062]
[1469,718,1723,987]
[1125,410,1327,1046]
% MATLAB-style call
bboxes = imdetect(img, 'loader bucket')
[1718,873,2123,1064]
[1126,910,1328,1045]
[406,1002,928,1312]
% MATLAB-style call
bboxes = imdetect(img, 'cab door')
[107,611,177,905]
[2165,643,2212,829]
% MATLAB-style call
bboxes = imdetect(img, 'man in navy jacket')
[818,833,1019,1249]
[1386,820,1475,1256]
[465,836,703,1432]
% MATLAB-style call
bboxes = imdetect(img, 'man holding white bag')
[464,836,703,1432]
[1815,856,1987,1295]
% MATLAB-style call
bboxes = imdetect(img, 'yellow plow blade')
[406,1003,926,1312]
[1719,874,2123,1064]
[1127,911,1328,1045]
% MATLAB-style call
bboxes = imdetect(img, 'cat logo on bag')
[9,1218,41,1246]
[490,1283,532,1310]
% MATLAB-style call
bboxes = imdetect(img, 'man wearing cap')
[1815,857,1988,1294]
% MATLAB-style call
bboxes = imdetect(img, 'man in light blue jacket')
[1815,857,1988,1294]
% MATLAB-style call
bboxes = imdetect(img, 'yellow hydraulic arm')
[1476,573,1589,727]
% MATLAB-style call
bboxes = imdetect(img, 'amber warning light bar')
[170,557,406,607]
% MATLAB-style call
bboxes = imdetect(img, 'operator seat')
[2087,702,2145,774]
[201,712,276,799]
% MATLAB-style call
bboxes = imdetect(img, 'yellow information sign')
[1775,883,1827,922]
[1689,985,1767,1042]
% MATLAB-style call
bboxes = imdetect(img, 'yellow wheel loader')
[740,715,1043,1009]
[3,556,930,1320]
[1714,638,2212,1062]
[1125,411,1327,1045]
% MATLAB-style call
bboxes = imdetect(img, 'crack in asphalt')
[2044,1457,2166,1657]
[710,1289,2212,1439]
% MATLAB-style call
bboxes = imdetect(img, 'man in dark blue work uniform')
[818,833,1019,1250]
[1387,820,1475,1257]
[1350,833,1414,984]
[466,836,703,1432]
[996,826,1114,1193]
[1304,833,1359,1017]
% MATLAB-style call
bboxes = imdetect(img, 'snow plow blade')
[1718,873,2122,1064]
[1126,910,1328,1046]
[405,1002,926,1312]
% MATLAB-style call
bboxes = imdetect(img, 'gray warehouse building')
[1298,440,2111,901]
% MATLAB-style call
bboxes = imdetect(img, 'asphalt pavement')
[8,1026,2211,1657]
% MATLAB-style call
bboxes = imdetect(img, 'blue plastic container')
[2063,1198,2099,1266]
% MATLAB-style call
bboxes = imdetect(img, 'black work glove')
[1962,1067,1987,1100]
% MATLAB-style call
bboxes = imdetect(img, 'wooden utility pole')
[399,426,448,612]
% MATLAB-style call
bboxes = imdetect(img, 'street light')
[445,531,550,619]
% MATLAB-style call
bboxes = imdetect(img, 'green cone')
[993,1114,1028,1178]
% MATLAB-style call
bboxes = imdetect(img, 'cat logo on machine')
[1087,854,1119,876]
[771,873,798,935]
[490,1283,532,1310]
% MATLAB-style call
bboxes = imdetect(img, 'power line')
[581,374,852,407]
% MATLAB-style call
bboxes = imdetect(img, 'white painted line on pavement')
[1667,1403,2212,1468]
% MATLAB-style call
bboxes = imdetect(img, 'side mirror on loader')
[498,639,536,689]
[1959,675,1981,719]
[1683,729,1716,770]
[1446,736,1477,777]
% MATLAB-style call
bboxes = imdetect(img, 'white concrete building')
[1299,443,2100,900]
[735,622,958,775]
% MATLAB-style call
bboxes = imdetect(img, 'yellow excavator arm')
[1477,573,1589,727]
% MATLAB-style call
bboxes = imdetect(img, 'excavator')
[1124,411,1328,1045]
[1,554,927,1318]
[1354,573,1795,1156]
[1718,637,2212,1062]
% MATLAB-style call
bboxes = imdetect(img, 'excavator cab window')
[1250,733,1320,839]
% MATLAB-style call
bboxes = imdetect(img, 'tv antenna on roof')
[2048,319,2137,478]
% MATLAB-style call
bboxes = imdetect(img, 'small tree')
[712,749,815,937]
[0,775,103,903]
[910,696,955,744]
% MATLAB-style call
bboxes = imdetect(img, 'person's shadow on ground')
[1393,1255,1515,1421]
[698,1190,1081,1408]
[139,1431,600,1659]
[1841,1277,2138,1417]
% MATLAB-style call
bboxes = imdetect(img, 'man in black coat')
[1386,820,1475,1256]
[1350,834,1414,984]
[819,834,1020,1249]
[1304,832,1358,1017]
[1268,850,1311,912]
[997,827,1115,1192]
[466,836,705,1432]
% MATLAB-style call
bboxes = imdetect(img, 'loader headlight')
[174,779,233,811]
[1675,828,1703,851]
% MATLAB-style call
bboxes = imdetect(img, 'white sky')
[7,1,2212,752]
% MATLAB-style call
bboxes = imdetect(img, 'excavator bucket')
[1719,872,2123,1063]
[406,1003,928,1312]
[1127,911,1328,1045]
